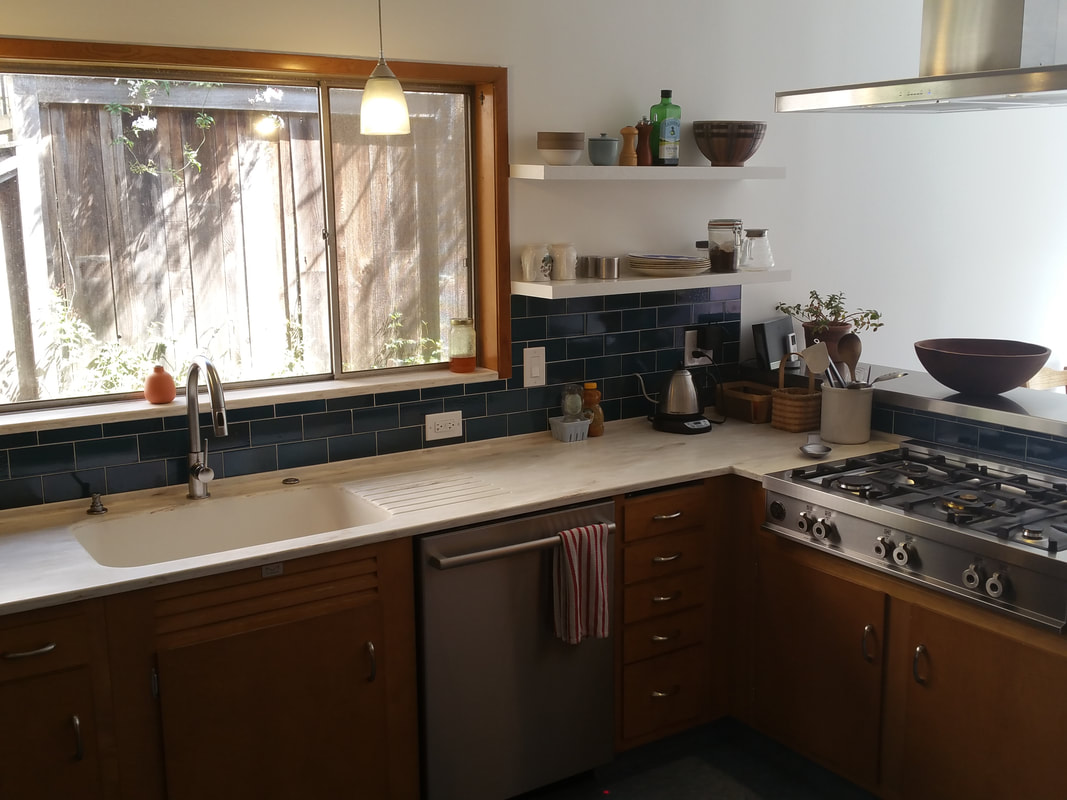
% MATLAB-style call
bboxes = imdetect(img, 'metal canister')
[707,219,743,273]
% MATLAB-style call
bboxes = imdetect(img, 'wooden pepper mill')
[635,117,653,166]
[618,125,638,166]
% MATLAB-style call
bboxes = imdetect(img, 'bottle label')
[658,117,680,160]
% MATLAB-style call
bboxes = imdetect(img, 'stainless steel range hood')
[776,0,1067,112]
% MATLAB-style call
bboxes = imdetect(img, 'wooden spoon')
[836,333,862,384]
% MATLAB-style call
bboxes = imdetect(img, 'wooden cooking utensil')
[837,333,862,384]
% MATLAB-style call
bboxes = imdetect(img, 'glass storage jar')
[448,318,476,373]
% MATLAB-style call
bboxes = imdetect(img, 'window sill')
[0,369,501,436]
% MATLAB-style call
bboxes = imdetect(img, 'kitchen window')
[0,39,510,410]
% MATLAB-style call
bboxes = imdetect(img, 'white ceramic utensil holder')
[820,385,873,444]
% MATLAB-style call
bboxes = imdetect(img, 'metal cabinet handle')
[365,641,377,682]
[861,624,877,663]
[2,642,57,660]
[652,552,682,564]
[650,630,681,643]
[650,686,680,699]
[652,511,683,521]
[912,644,929,685]
[651,592,680,603]
[71,714,84,761]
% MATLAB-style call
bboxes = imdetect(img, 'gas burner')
[940,490,995,515]
[898,462,930,477]
[1020,526,1045,542]
[837,476,873,493]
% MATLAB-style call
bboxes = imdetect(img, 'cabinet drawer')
[623,484,706,543]
[621,646,709,741]
[623,606,707,664]
[623,569,707,623]
[624,529,707,584]
[0,608,91,681]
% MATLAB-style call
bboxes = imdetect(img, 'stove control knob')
[797,511,814,533]
[769,501,786,522]
[893,542,916,567]
[812,518,836,542]
[986,571,1009,599]
[874,536,892,559]
[962,564,984,590]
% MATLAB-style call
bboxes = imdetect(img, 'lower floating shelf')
[511,269,791,299]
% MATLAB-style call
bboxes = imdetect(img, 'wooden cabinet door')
[752,533,886,789]
[0,665,104,799]
[156,601,387,800]
[890,605,1067,800]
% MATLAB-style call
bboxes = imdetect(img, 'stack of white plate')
[627,254,711,277]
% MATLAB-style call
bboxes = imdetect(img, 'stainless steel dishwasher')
[416,499,616,800]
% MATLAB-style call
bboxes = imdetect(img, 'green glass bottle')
[649,89,681,166]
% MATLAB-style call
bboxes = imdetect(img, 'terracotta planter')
[802,322,852,363]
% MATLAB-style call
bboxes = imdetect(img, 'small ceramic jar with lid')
[588,133,621,166]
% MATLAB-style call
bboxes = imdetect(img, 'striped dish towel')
[553,523,610,645]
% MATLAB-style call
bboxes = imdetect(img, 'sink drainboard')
[349,471,509,515]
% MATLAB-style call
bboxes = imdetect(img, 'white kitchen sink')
[73,484,391,568]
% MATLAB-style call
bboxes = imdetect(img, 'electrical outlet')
[684,328,714,367]
[425,410,463,441]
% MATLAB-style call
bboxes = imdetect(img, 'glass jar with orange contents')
[448,318,476,373]
[582,381,604,437]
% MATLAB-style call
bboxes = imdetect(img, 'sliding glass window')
[0,70,472,406]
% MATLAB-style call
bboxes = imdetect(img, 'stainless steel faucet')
[186,357,229,499]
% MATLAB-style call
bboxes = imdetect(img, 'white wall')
[8,0,1067,370]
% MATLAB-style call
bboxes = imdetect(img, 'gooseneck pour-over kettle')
[637,367,714,434]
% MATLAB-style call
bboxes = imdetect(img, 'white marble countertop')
[0,417,898,616]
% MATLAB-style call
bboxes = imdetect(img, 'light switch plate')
[523,346,546,387]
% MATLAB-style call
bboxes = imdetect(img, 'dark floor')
[517,719,877,800]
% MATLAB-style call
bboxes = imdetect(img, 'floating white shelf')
[509,164,786,181]
[511,269,791,299]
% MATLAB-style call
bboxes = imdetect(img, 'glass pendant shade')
[360,58,410,135]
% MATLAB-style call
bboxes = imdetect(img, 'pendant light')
[360,0,410,135]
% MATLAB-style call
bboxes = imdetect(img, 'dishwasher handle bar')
[428,521,616,570]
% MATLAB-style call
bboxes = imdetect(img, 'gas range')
[762,442,1067,632]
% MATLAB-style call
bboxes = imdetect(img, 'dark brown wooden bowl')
[914,338,1050,395]
[692,121,766,166]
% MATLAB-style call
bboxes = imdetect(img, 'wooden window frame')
[0,37,512,380]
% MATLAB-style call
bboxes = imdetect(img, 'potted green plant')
[775,291,883,360]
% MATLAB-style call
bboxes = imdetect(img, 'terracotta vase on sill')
[802,322,852,363]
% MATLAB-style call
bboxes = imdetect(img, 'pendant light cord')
[377,0,386,61]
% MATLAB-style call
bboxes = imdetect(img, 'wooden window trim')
[0,37,512,379]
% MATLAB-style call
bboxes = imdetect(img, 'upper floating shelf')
[511,269,792,299]
[509,164,787,181]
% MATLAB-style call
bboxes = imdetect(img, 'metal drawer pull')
[912,644,929,685]
[71,714,84,761]
[366,641,377,683]
[651,592,680,603]
[861,624,877,663]
[652,511,683,521]
[650,686,680,699]
[650,630,681,643]
[652,552,682,564]
[2,642,57,660]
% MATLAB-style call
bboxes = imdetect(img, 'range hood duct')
[776,0,1067,112]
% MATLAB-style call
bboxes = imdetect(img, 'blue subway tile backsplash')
[0,286,746,511]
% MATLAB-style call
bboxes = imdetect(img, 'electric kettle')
[637,367,713,434]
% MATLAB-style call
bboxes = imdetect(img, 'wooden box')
[716,382,774,424]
